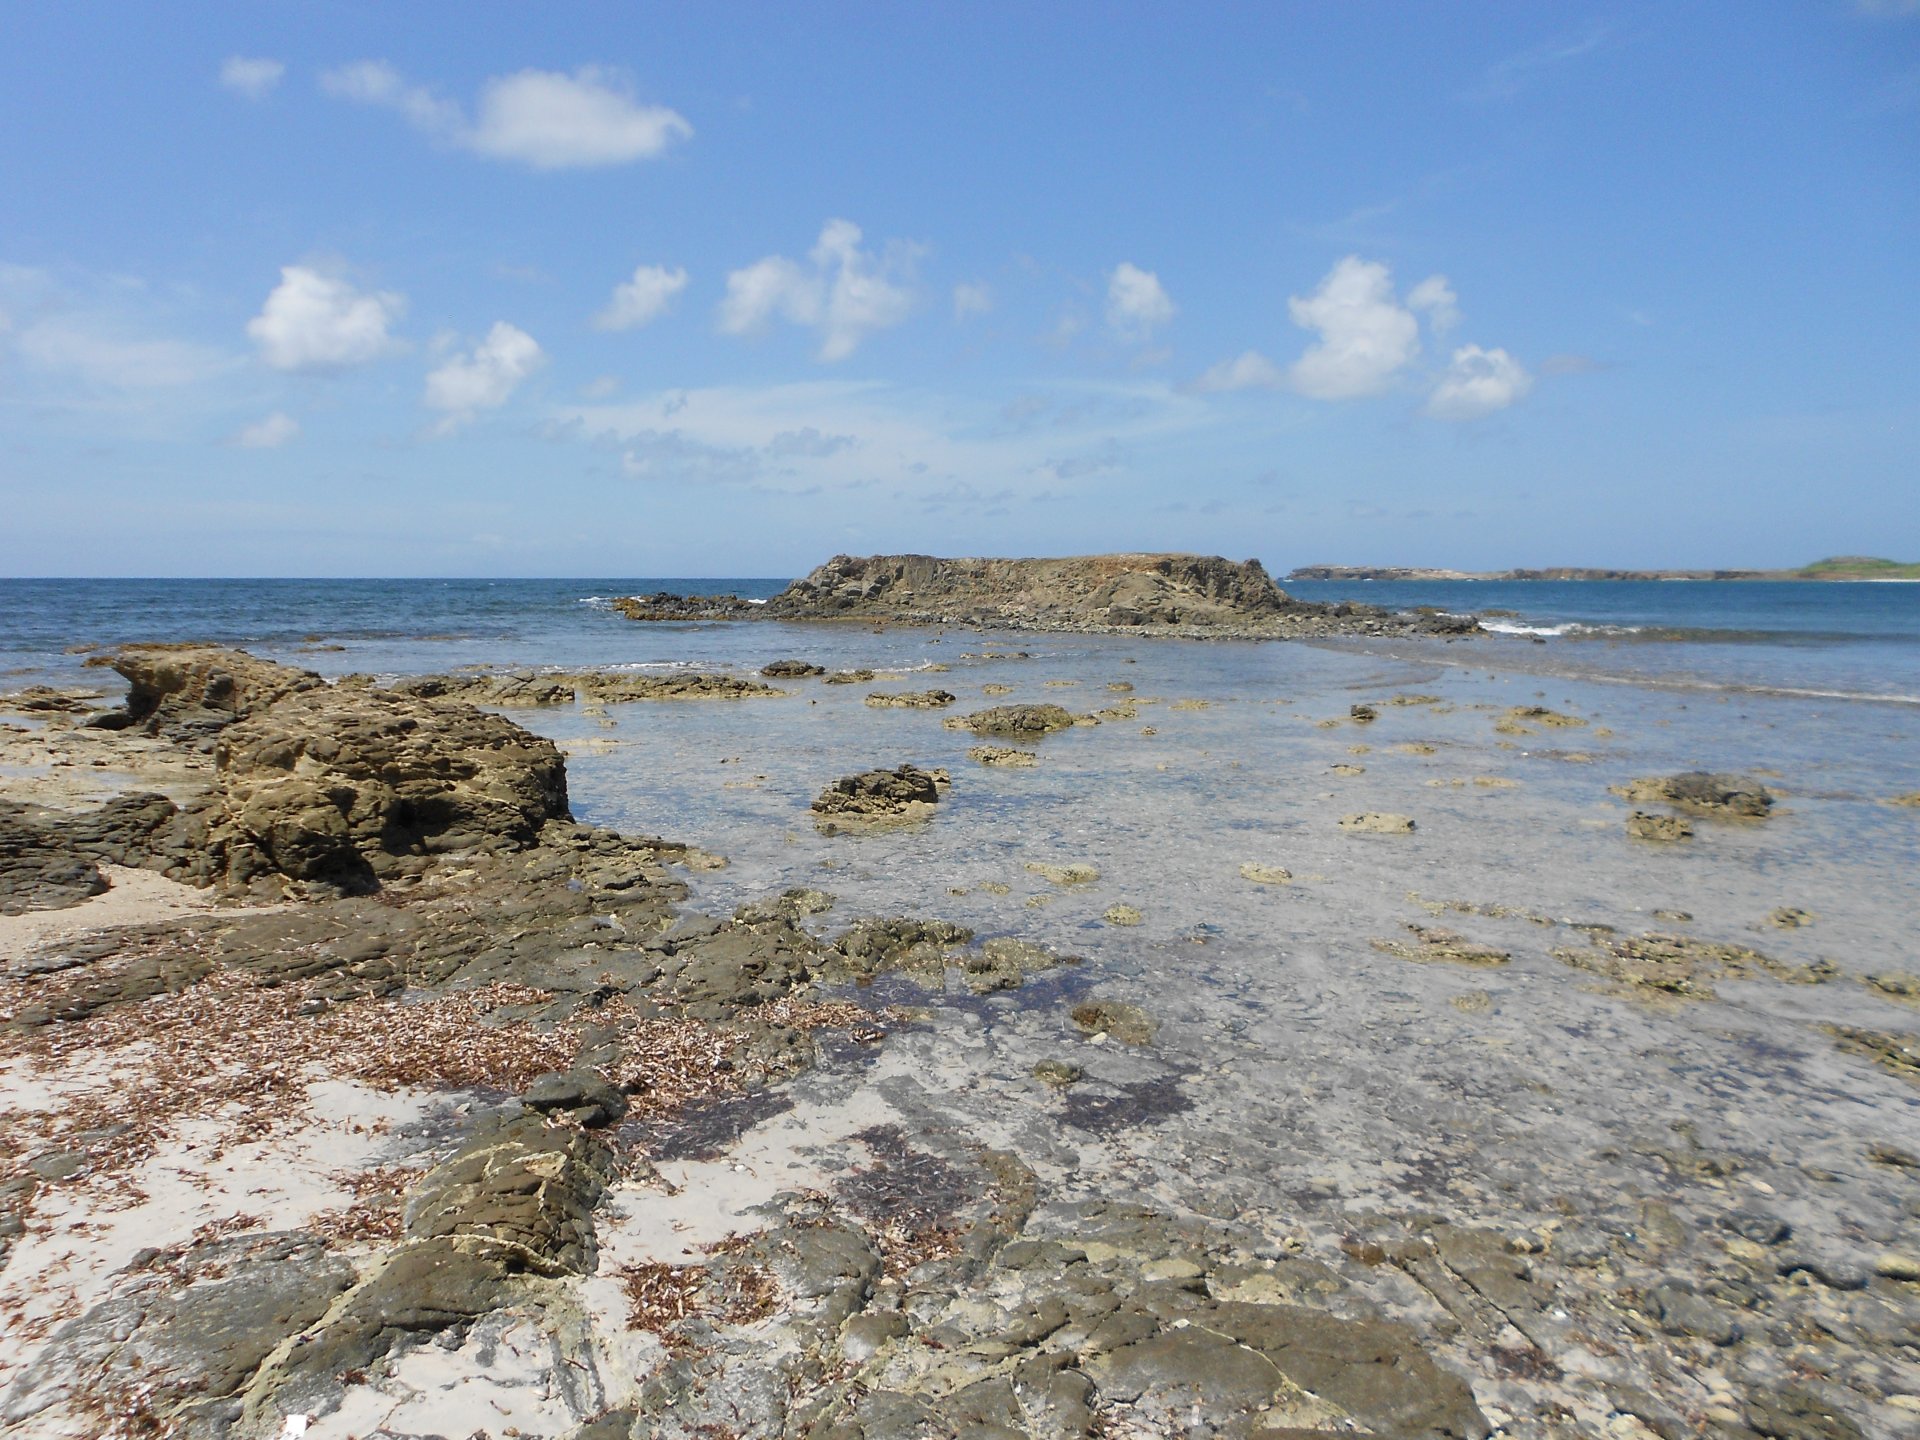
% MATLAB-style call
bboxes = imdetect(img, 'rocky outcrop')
[63,648,574,896]
[811,765,947,827]
[767,552,1294,628]
[577,552,1474,638]
[610,592,763,621]
[209,683,568,891]
[99,644,326,745]
[762,659,825,678]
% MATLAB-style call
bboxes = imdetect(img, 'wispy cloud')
[1463,24,1611,102]
[321,62,691,170]
[220,56,285,101]
[557,378,1209,496]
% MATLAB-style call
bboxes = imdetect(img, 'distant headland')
[1284,556,1920,583]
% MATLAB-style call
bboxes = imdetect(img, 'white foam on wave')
[1478,619,1640,638]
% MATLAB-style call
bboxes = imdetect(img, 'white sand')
[1,865,281,967]
[0,1078,436,1409]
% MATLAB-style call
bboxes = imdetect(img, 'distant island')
[1285,556,1920,583]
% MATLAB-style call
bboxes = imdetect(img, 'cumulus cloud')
[1425,344,1533,421]
[1190,258,1529,420]
[1407,275,1461,335]
[321,61,690,170]
[231,412,299,448]
[717,219,916,362]
[593,263,688,331]
[248,266,404,373]
[1285,256,1422,399]
[423,321,545,428]
[1187,350,1285,394]
[1106,263,1176,340]
[220,56,285,100]
[953,281,993,320]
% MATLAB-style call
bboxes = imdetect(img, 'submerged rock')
[1026,861,1100,886]
[1340,812,1416,834]
[1239,862,1293,885]
[1614,771,1775,818]
[946,703,1077,739]
[1628,811,1694,842]
[1557,930,1836,1001]
[1371,924,1510,966]
[863,689,956,709]
[1070,999,1157,1045]
[968,745,1037,767]
[822,916,974,984]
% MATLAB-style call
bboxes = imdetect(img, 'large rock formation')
[93,646,572,894]
[765,553,1298,629]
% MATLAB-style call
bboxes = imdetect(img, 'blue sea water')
[1,575,1914,707]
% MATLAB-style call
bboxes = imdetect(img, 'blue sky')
[1,1,1915,577]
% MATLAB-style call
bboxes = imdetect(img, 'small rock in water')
[1339,812,1415,834]
[1102,903,1143,926]
[968,745,1036,767]
[1070,1000,1157,1045]
[1238,863,1292,885]
[1026,861,1100,886]
[1766,906,1815,928]
[1033,1059,1085,1087]
[1627,812,1693,843]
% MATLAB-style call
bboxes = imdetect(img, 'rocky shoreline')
[2,639,1917,1439]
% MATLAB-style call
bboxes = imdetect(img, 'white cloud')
[231,412,299,448]
[582,374,621,399]
[220,56,285,100]
[594,264,688,331]
[1285,256,1421,399]
[1106,262,1176,340]
[15,318,228,389]
[247,266,404,373]
[717,220,916,362]
[321,61,690,170]
[320,60,462,133]
[1425,344,1532,421]
[953,281,993,320]
[1407,275,1461,335]
[424,321,545,428]
[1187,350,1286,394]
